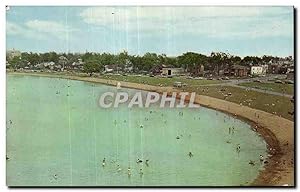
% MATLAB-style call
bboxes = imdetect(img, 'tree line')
[7,51,293,76]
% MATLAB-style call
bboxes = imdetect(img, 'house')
[104,65,115,73]
[268,64,280,74]
[286,65,294,74]
[150,65,163,75]
[251,65,268,75]
[161,68,185,76]
[287,71,294,80]
[188,64,205,76]
[231,65,249,77]
[124,65,133,73]
[71,59,84,71]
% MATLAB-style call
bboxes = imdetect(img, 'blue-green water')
[6,75,268,186]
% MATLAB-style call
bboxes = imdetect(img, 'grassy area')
[100,74,221,87]
[100,74,294,121]
[182,85,294,121]
[238,82,294,95]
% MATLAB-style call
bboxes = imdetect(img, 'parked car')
[173,81,183,88]
[284,80,294,84]
[275,80,283,84]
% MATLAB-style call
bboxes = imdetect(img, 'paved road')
[191,74,294,98]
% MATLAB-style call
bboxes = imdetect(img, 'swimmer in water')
[53,174,58,180]
[117,164,122,172]
[236,144,241,154]
[139,168,143,177]
[249,160,255,166]
[136,159,143,163]
[127,167,131,177]
[102,158,106,167]
[145,159,149,167]
[188,152,193,158]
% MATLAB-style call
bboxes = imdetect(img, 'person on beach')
[102,158,106,167]
[117,82,121,89]
[259,155,264,163]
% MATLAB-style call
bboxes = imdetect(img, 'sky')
[6,6,294,57]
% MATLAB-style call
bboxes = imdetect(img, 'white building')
[161,68,185,76]
[251,65,268,75]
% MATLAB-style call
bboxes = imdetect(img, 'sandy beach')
[8,72,294,186]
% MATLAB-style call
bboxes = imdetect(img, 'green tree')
[178,52,207,76]
[83,59,102,75]
[141,53,159,71]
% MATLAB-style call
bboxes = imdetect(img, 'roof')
[232,65,249,70]
[162,67,184,70]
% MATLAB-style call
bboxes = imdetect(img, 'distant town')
[6,49,294,82]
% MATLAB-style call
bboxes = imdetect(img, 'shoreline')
[7,72,294,186]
